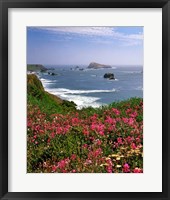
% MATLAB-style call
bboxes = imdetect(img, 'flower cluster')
[27,98,143,173]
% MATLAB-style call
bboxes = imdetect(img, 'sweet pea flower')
[123,163,130,173]
[71,154,76,161]
[52,165,57,172]
[131,143,137,149]
[133,167,143,173]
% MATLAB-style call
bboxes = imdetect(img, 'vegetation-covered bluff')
[27,74,76,114]
[27,64,47,72]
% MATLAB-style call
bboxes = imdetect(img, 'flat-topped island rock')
[87,62,111,69]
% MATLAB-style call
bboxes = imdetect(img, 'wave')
[39,77,109,109]
[46,88,103,109]
[46,88,115,109]
[122,71,142,74]
[85,67,116,71]
[135,86,143,91]
[60,94,103,109]
[47,88,116,95]
[107,78,119,81]
[40,78,58,87]
[40,78,57,83]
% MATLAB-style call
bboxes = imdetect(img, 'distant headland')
[27,64,47,72]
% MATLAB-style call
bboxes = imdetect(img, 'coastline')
[27,67,143,110]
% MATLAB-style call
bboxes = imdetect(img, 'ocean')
[37,65,143,109]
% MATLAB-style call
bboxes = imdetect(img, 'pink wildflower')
[97,139,102,145]
[82,144,88,149]
[52,165,57,172]
[106,158,113,173]
[129,111,137,118]
[117,137,123,145]
[123,163,130,173]
[133,167,143,173]
[112,108,120,115]
[99,131,104,136]
[71,154,76,161]
[128,118,134,126]
[131,143,137,149]
[83,129,89,136]
[106,167,112,173]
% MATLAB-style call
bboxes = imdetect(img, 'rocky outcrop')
[104,73,115,80]
[87,62,111,69]
[27,64,47,72]
[48,72,57,76]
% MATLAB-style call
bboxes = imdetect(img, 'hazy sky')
[27,26,143,66]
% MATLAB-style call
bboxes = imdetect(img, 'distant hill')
[27,64,47,72]
[87,62,111,69]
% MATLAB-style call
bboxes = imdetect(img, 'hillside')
[27,74,76,114]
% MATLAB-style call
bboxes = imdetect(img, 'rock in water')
[87,62,111,69]
[48,72,57,76]
[104,73,115,80]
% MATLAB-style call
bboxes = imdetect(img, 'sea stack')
[87,62,111,69]
[103,73,115,80]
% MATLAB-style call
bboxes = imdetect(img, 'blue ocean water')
[38,65,143,109]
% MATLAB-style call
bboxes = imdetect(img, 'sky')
[27,26,143,66]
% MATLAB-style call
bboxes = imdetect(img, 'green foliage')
[79,97,142,117]
[28,94,63,115]
[27,74,44,97]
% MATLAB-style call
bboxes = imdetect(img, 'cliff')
[27,64,47,72]
[27,74,76,112]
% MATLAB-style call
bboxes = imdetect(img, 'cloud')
[28,26,143,46]
[29,26,116,37]
[121,39,143,47]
